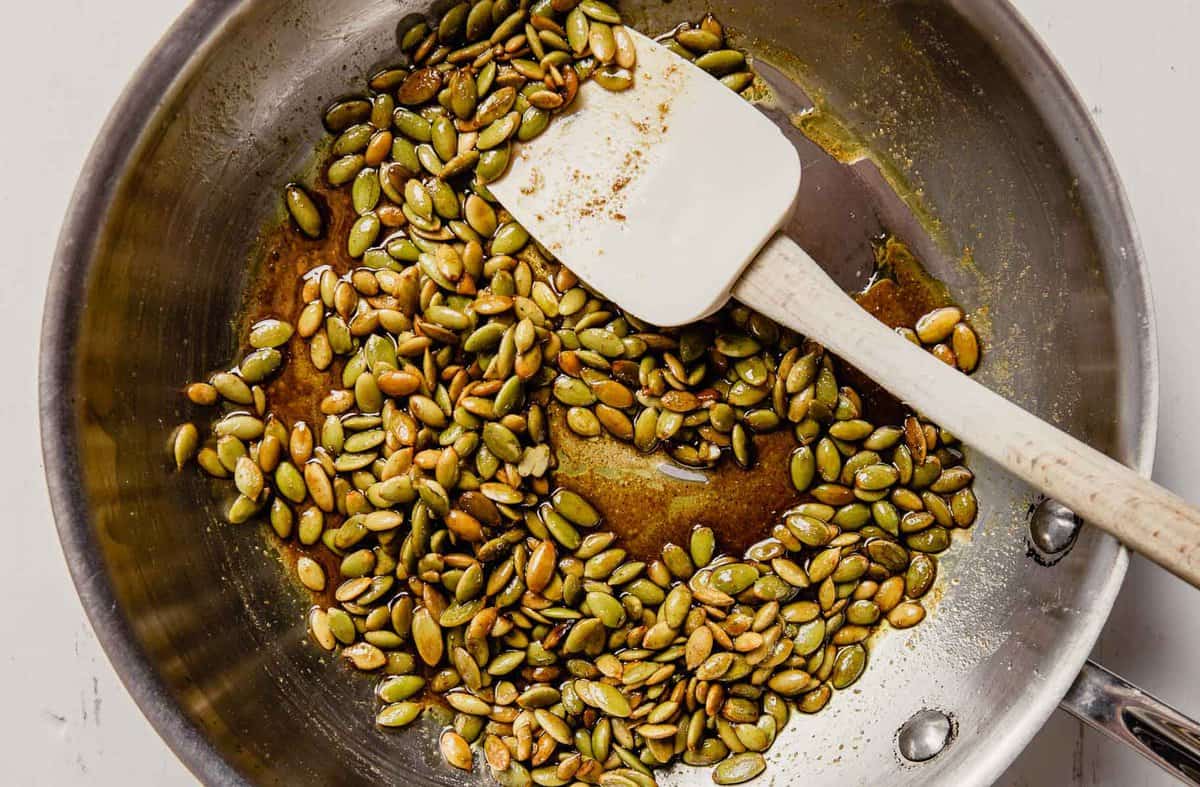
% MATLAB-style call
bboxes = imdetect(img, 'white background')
[4,1,1198,784]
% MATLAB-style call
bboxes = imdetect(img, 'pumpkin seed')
[377,701,422,728]
[518,106,551,141]
[594,65,633,91]
[713,752,766,784]
[412,607,444,666]
[344,642,387,670]
[789,446,815,492]
[907,526,950,553]
[327,154,365,185]
[440,729,473,770]
[347,213,381,258]
[887,601,926,629]
[915,306,963,344]
[324,98,371,132]
[830,643,867,689]
[552,488,600,526]
[578,679,631,717]
[239,348,281,384]
[284,184,323,238]
[718,71,754,93]
[171,423,199,469]
[676,28,721,52]
[566,7,589,53]
[952,322,980,372]
[695,49,745,76]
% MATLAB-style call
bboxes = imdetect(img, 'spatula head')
[489,30,801,327]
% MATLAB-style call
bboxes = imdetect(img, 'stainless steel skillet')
[40,0,1200,783]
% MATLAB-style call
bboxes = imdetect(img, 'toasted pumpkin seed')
[377,701,422,728]
[713,752,766,784]
[284,184,323,238]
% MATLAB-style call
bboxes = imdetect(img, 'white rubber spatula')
[490,30,1200,587]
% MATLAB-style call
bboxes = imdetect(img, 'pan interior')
[53,0,1149,784]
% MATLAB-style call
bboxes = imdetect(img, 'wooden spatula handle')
[733,233,1200,587]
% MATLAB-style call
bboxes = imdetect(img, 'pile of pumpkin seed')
[171,2,983,785]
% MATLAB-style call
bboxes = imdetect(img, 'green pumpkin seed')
[537,506,579,549]
[170,423,199,470]
[552,489,600,527]
[905,554,937,598]
[789,446,815,492]
[907,526,950,553]
[377,701,422,728]
[412,607,444,666]
[328,154,366,185]
[249,319,294,349]
[482,421,523,462]
[912,456,943,489]
[449,68,478,119]
[784,513,831,547]
[284,184,323,238]
[393,108,432,142]
[566,7,590,53]
[579,0,621,22]
[577,679,631,717]
[478,112,521,150]
[710,563,756,595]
[846,599,881,626]
[675,28,721,52]
[476,145,511,183]
[696,49,748,77]
[831,643,867,689]
[333,123,373,156]
[491,222,529,256]
[429,116,457,162]
[475,85,517,125]
[324,98,371,132]
[518,106,551,141]
[210,371,253,405]
[226,493,261,524]
[347,213,381,258]
[713,752,766,785]
[866,539,909,573]
[566,406,601,436]
[378,674,426,703]
[438,2,469,40]
[215,413,265,441]
[594,65,633,91]
[833,502,871,530]
[855,463,899,490]
[951,488,978,526]
[486,650,525,676]
[815,438,841,483]
[267,458,305,504]
[238,348,281,384]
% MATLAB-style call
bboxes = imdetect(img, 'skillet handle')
[1061,660,1200,784]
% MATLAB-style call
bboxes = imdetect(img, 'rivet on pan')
[897,708,953,762]
[1028,497,1081,559]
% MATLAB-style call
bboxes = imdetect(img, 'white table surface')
[5,1,1198,784]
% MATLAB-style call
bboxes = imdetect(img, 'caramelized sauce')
[551,407,800,559]
[242,185,357,600]
[856,236,954,328]
[244,187,358,428]
[840,236,955,427]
